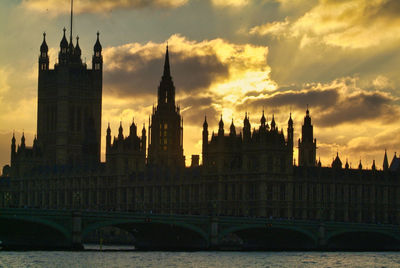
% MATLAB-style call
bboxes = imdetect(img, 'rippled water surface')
[1,248,400,267]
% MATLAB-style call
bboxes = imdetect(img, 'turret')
[383,149,389,171]
[345,159,349,169]
[202,116,208,164]
[141,123,147,153]
[59,28,69,64]
[218,115,224,136]
[93,32,103,71]
[129,119,137,137]
[39,32,49,71]
[118,122,123,140]
[332,152,342,169]
[11,133,16,164]
[106,123,111,152]
[74,36,82,62]
[298,107,317,167]
[260,110,266,127]
[271,114,276,131]
[358,160,363,170]
[230,119,236,137]
[243,112,251,141]
[287,113,293,148]
[21,132,26,150]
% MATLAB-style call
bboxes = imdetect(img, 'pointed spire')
[60,27,68,48]
[318,157,321,167]
[332,152,342,169]
[118,121,123,139]
[75,36,81,57]
[358,159,362,170]
[218,115,224,136]
[130,118,137,136]
[12,131,16,143]
[203,115,208,129]
[372,160,376,171]
[163,44,171,78]
[271,114,276,130]
[219,114,224,128]
[107,122,111,135]
[41,32,48,53]
[383,149,389,171]
[94,31,102,52]
[21,132,26,148]
[260,109,266,126]
[288,112,293,126]
[230,118,236,136]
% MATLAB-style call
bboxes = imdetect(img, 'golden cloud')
[211,0,250,8]
[250,0,400,49]
[249,17,290,37]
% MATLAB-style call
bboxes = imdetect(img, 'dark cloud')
[238,80,398,127]
[315,91,396,127]
[104,47,229,98]
[180,96,218,126]
[239,87,339,113]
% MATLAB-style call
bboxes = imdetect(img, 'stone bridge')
[1,208,400,250]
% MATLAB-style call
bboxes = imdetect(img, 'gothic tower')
[35,4,102,167]
[148,46,185,168]
[298,108,316,166]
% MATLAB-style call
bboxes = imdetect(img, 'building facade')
[1,28,400,226]
[10,29,103,177]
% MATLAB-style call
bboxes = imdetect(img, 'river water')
[1,246,400,267]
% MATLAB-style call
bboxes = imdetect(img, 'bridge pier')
[209,216,219,249]
[71,211,83,250]
[317,223,326,249]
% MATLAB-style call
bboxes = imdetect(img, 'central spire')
[157,44,175,106]
[163,44,171,78]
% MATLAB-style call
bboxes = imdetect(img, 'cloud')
[249,0,400,49]
[211,0,250,8]
[237,77,398,127]
[21,0,188,14]
[180,96,219,126]
[103,35,230,97]
[249,18,290,37]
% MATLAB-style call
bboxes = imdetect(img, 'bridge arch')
[219,224,318,250]
[82,218,209,249]
[326,229,400,250]
[0,215,71,248]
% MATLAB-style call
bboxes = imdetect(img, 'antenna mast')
[70,0,73,42]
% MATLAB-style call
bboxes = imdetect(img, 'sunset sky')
[1,0,400,169]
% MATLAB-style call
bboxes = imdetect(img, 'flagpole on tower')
[70,0,73,43]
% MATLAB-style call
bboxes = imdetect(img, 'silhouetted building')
[298,108,316,167]
[202,111,293,175]
[2,21,400,226]
[148,46,185,169]
[11,29,102,176]
[106,121,146,174]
